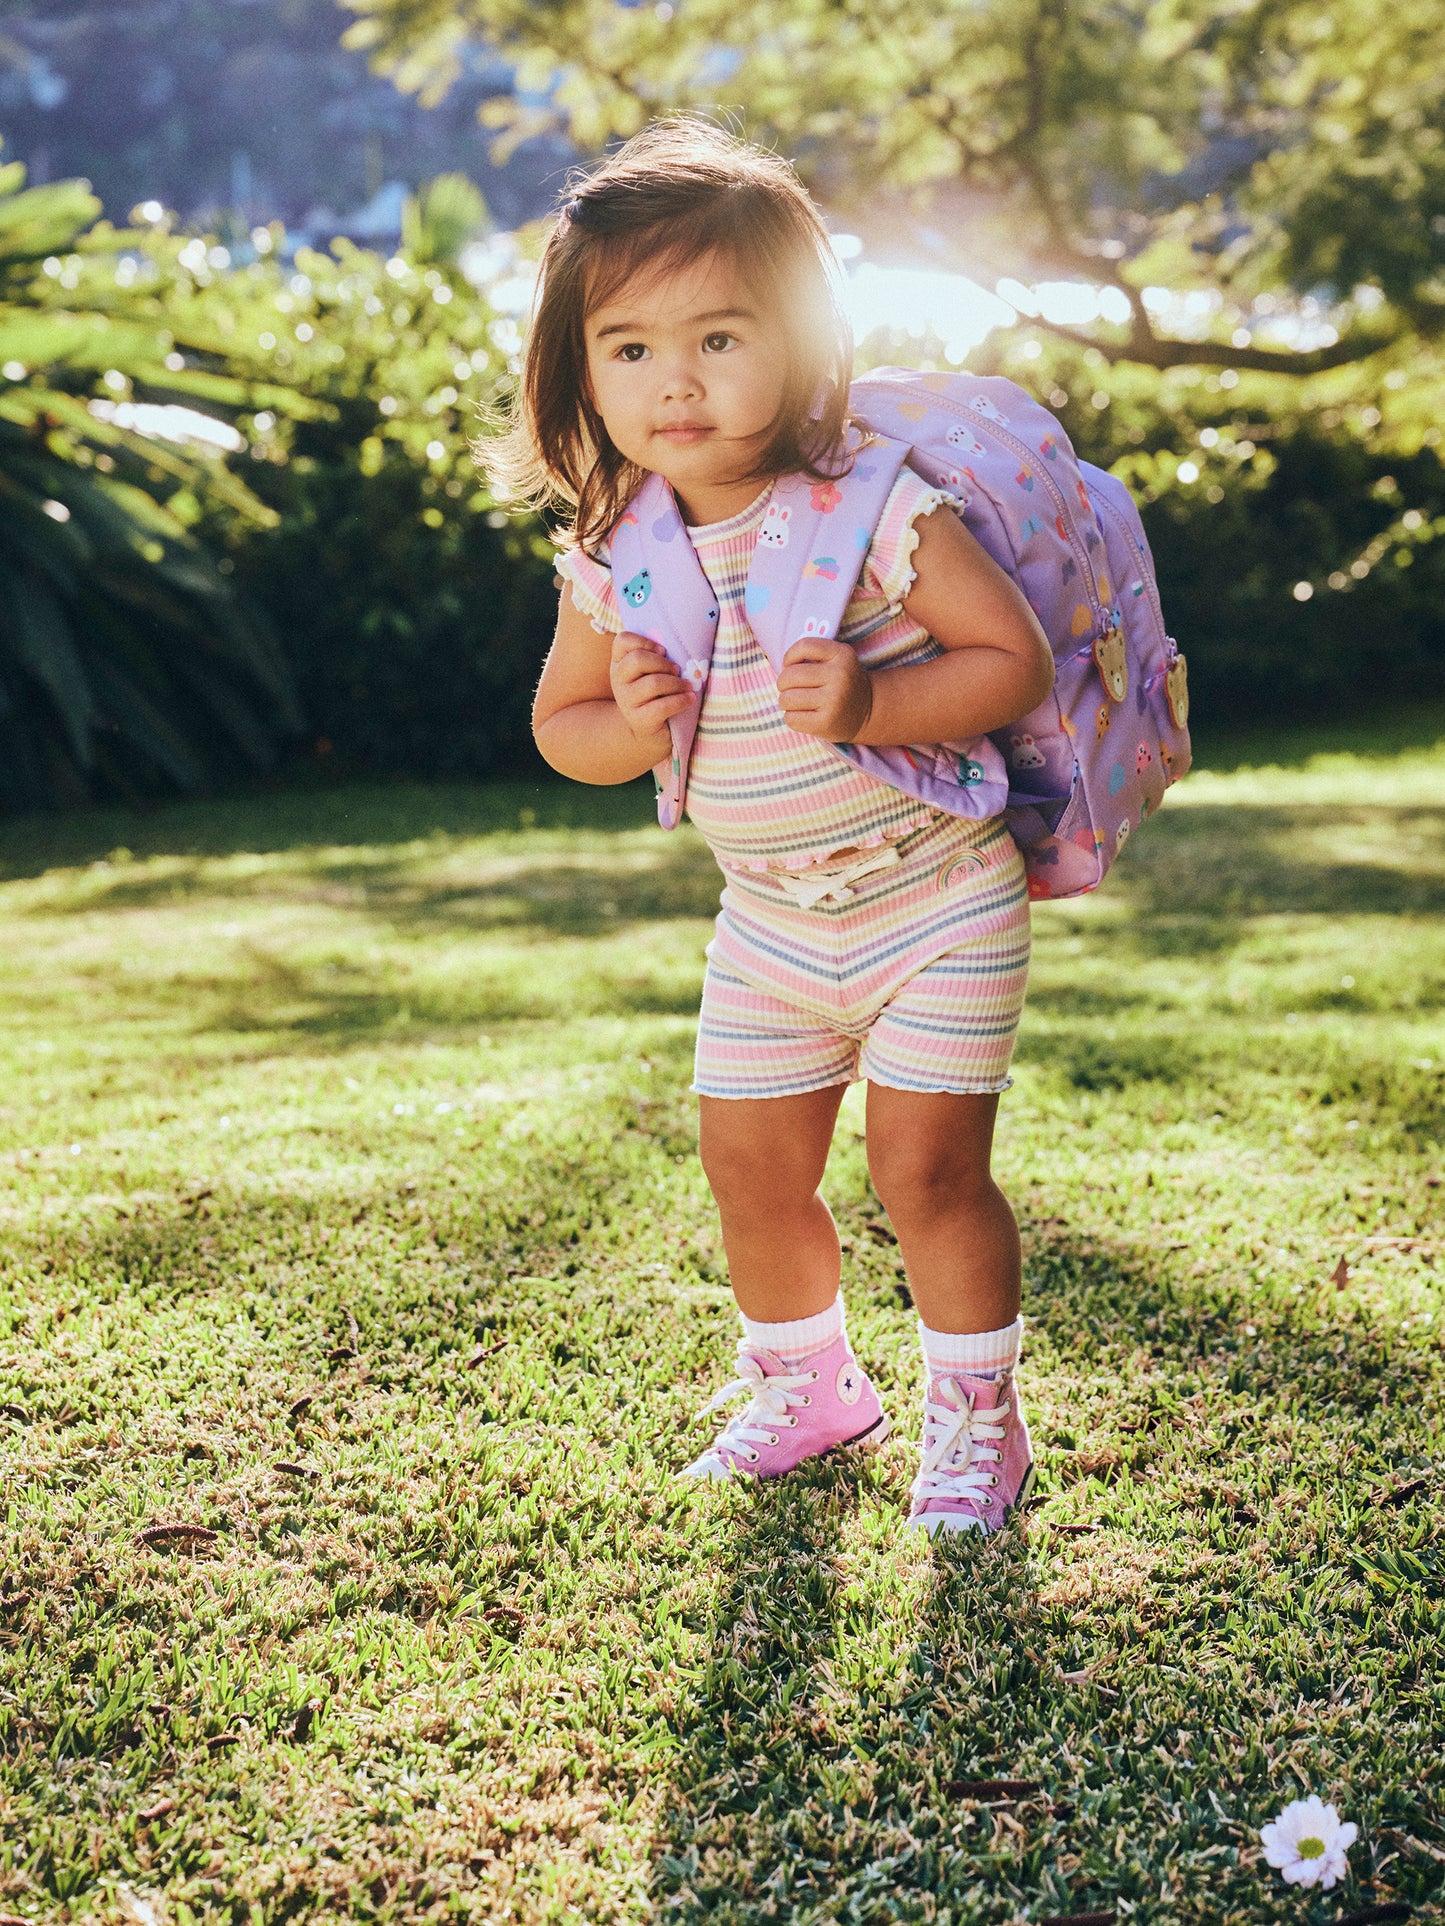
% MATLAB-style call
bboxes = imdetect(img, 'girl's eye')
[617,342,650,362]
[702,331,737,353]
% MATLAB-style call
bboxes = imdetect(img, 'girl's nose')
[658,356,703,403]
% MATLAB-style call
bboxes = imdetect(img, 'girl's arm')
[777,508,1055,746]
[533,587,695,784]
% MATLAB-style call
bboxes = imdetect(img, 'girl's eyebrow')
[591,305,756,341]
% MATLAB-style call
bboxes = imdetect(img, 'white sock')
[740,1294,846,1367]
[919,1314,1023,1383]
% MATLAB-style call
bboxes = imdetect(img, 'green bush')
[9,153,1439,819]
[1127,432,1445,720]
[183,204,558,783]
[968,334,1445,724]
[0,162,308,812]
[0,166,559,813]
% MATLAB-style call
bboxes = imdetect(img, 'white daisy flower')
[1260,1795,1358,1889]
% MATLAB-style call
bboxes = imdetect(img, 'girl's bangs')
[580,205,758,320]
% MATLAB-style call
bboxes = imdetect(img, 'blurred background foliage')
[178,174,559,786]
[0,152,555,809]
[0,160,308,810]
[0,0,1441,810]
[896,332,1445,724]
[345,0,1445,712]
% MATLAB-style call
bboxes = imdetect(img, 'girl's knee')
[700,1123,812,1215]
[698,1091,838,1213]
[868,1133,996,1219]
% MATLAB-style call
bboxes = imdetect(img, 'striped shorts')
[693,813,1031,1101]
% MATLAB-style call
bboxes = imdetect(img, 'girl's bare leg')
[863,1086,1020,1334]
[697,1086,848,1321]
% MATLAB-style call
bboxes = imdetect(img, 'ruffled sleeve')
[859,467,959,610]
[555,545,622,636]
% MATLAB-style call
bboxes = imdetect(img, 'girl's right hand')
[609,631,695,741]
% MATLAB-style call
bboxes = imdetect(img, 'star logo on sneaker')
[836,1362,862,1406]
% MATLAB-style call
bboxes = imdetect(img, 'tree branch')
[1028,311,1397,374]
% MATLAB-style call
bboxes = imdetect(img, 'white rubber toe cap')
[906,1509,986,1535]
[676,1454,734,1483]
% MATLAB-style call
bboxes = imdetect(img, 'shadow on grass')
[1115,804,1445,925]
[0,779,659,885]
[193,922,712,1036]
[642,1210,1437,1924]
[9,1173,1440,1921]
[647,1464,879,1919]
[17,805,1442,952]
[1191,703,1445,774]
[16,834,729,950]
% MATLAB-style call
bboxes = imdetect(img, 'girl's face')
[584,248,789,524]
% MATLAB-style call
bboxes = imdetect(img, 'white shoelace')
[910,1378,1009,1509]
[769,844,901,909]
[696,1351,818,1467]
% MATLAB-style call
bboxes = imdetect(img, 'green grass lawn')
[0,724,1441,1926]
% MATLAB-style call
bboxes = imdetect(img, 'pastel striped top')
[558,469,979,870]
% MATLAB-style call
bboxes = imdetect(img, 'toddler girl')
[496,119,1055,1535]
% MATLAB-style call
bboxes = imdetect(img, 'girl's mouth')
[655,423,713,444]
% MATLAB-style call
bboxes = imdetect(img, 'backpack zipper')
[897,381,1107,632]
[1092,490,1171,667]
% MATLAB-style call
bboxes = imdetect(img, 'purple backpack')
[608,367,1190,900]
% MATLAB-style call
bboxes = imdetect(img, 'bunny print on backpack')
[1010,733,1046,770]
[758,502,792,548]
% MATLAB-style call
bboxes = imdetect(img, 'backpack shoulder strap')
[743,432,912,673]
[606,470,720,674]
[606,471,721,829]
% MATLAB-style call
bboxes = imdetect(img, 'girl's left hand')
[777,637,873,742]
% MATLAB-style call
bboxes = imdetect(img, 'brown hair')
[485,116,853,553]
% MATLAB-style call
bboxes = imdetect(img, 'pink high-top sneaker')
[680,1332,890,1481]
[906,1366,1035,1535]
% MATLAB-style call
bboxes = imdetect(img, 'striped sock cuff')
[740,1295,847,1366]
[918,1313,1023,1382]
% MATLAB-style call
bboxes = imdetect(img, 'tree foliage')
[0,146,550,813]
[341,0,1445,376]
[0,160,310,810]
[174,199,558,784]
